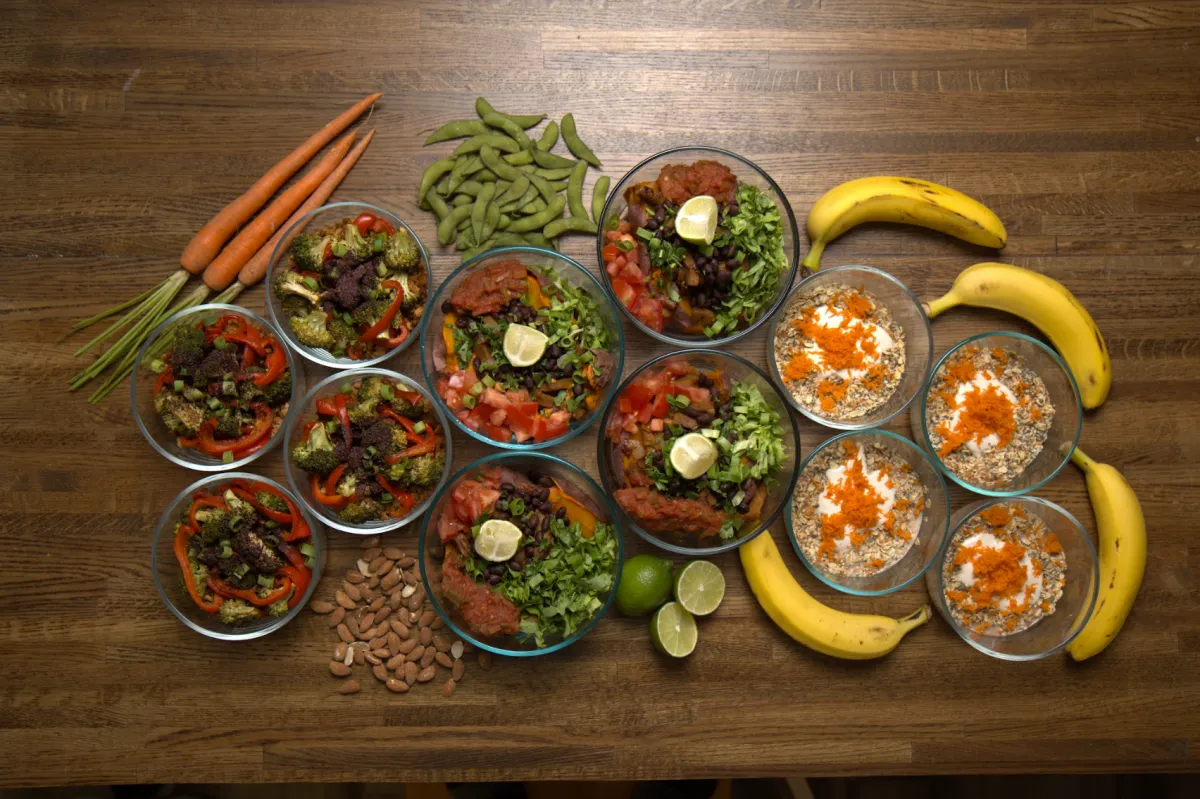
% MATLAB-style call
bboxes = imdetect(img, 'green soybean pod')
[518,198,548,215]
[537,121,560,152]
[481,112,534,150]
[435,176,451,197]
[503,149,534,166]
[471,182,497,242]
[457,215,472,231]
[506,195,566,233]
[451,194,473,207]
[522,232,552,248]
[462,237,498,262]
[527,172,558,203]
[496,175,530,206]
[502,185,539,213]
[475,96,497,118]
[479,144,523,182]
[418,157,456,208]
[438,205,473,245]
[424,119,489,145]
[591,175,611,223]
[546,179,569,192]
[474,97,545,129]
[561,113,601,167]
[517,163,538,174]
[475,169,500,182]
[566,159,588,219]
[455,228,477,251]
[533,149,575,170]
[452,133,521,156]
[454,180,485,198]
[544,216,599,238]
[427,191,451,221]
[482,201,501,241]
[444,156,479,195]
[535,166,575,180]
[497,213,512,231]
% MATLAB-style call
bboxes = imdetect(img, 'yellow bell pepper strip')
[549,480,598,538]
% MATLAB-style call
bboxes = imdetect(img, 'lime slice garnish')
[670,432,718,480]
[650,601,698,658]
[474,519,523,562]
[675,195,718,245]
[673,560,726,616]
[503,323,549,368]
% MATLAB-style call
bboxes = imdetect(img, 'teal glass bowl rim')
[595,347,803,556]
[594,145,801,349]
[415,450,624,657]
[263,200,431,370]
[783,428,952,596]
[418,244,626,451]
[931,495,1099,661]
[917,331,1083,497]
[766,264,934,431]
[150,471,326,641]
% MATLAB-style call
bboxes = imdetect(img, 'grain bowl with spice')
[915,332,1082,496]
[769,265,932,430]
[927,496,1098,660]
[785,429,949,595]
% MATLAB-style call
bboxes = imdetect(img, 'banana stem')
[800,241,825,272]
[1070,448,1096,471]
[923,292,959,319]
[898,605,931,631]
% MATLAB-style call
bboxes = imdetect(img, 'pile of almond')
[309,535,492,696]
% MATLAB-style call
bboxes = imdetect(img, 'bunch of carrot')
[69,93,383,403]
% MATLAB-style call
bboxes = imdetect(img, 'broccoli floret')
[218,598,261,626]
[335,473,358,498]
[155,392,205,436]
[195,508,230,544]
[254,491,289,514]
[291,423,340,474]
[274,270,322,305]
[260,371,292,406]
[328,314,357,348]
[385,458,410,484]
[406,452,446,488]
[385,229,421,271]
[186,546,209,590]
[339,498,382,525]
[267,591,292,617]
[280,294,311,320]
[290,232,332,272]
[343,223,372,259]
[391,392,432,419]
[214,413,243,439]
[222,489,254,517]
[288,309,335,349]
[391,426,409,450]
[351,298,392,327]
[169,323,207,374]
[347,376,388,424]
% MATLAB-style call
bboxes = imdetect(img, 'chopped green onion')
[217,543,233,559]
[470,382,484,396]
[342,312,354,325]
[212,336,230,351]
[554,390,567,407]
[606,213,620,231]
[172,379,185,392]
[332,241,349,257]
[509,498,525,516]
[482,375,496,388]
[412,421,427,434]
[462,394,477,409]
[636,227,654,241]
[299,543,316,558]
[373,233,387,253]
[375,263,388,278]
[331,347,346,359]
[697,243,714,257]
[341,382,353,394]
[304,556,317,569]
[673,394,691,407]
[365,445,377,457]
[264,520,279,529]
[232,562,250,579]
[302,275,320,291]
[223,380,236,395]
[380,384,394,401]
[221,451,234,464]
[207,397,222,410]
[379,492,393,504]
[149,359,165,374]
[257,574,276,589]
[615,239,634,252]
[202,314,218,326]
[184,387,205,402]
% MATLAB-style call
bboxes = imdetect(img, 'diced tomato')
[437,511,466,543]
[618,397,633,414]
[619,261,645,284]
[532,416,569,442]
[451,479,501,523]
[489,408,507,426]
[602,243,622,262]
[623,380,657,410]
[610,277,638,307]
[632,296,664,332]
[669,384,712,403]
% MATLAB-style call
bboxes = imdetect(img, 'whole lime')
[616,554,674,617]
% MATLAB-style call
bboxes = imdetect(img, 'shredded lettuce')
[708,183,786,337]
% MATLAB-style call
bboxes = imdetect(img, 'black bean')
[441,300,454,314]
[523,376,535,391]
[573,383,585,397]
[694,292,707,308]
[539,486,551,500]
[556,507,567,519]
[524,545,536,558]
[548,344,561,358]
[541,515,551,531]
[696,372,710,388]
[455,316,469,328]
[472,357,481,370]
[695,412,715,425]
[681,405,702,419]
[654,206,666,222]
[645,219,658,231]
[487,573,502,585]
[727,202,739,216]
[508,560,523,573]
[493,509,509,521]
[742,478,757,493]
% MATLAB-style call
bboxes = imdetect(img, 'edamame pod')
[537,120,559,152]
[474,97,544,129]
[492,233,528,248]
[451,194,473,207]
[533,149,575,169]
[497,213,512,231]
[471,182,497,242]
[418,157,456,208]
[455,228,477,251]
[496,175,530,206]
[506,195,566,233]
[474,168,500,182]
[561,113,601,167]
[546,179,569,192]
[481,112,534,150]
[479,144,523,182]
[591,175,611,222]
[527,173,558,203]
[462,237,498,262]
[535,166,575,180]
[457,216,472,231]
[503,150,533,166]
[427,191,450,221]
[543,216,598,238]
[424,119,488,145]
[518,198,548,215]
[452,133,520,156]
[454,180,485,197]
[523,232,552,248]
[438,205,473,245]
[567,160,588,219]
[482,200,501,241]
[445,156,480,195]
[501,186,540,213]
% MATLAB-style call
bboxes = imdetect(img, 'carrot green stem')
[212,282,245,306]
[71,279,163,332]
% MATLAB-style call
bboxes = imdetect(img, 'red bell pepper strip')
[173,524,223,613]
[380,407,417,433]
[333,393,352,445]
[230,487,291,525]
[315,397,338,417]
[381,323,409,349]
[243,480,310,542]
[195,402,274,455]
[358,280,404,343]
[376,474,415,513]
[206,573,291,607]
[353,213,377,235]
[252,340,287,387]
[310,471,349,509]
[371,217,395,234]
[277,565,310,608]
[395,389,423,405]
[189,494,228,530]
[154,364,174,396]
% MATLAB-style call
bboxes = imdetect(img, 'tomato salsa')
[431,259,615,445]
[603,159,787,339]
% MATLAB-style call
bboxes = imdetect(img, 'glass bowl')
[596,349,801,556]
[911,332,1082,496]
[417,452,623,656]
[926,496,1098,660]
[282,368,454,535]
[264,201,431,369]
[418,245,625,451]
[596,145,800,348]
[151,471,327,640]
[131,304,304,472]
[767,265,933,430]
[785,429,950,596]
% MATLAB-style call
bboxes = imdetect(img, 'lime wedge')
[675,195,718,245]
[503,323,549,368]
[474,519,523,562]
[650,601,698,658]
[670,432,718,480]
[673,560,726,616]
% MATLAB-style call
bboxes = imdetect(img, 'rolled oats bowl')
[785,429,950,596]
[768,265,933,431]
[912,332,1082,497]
[926,496,1098,660]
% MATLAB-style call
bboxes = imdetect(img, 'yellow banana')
[1065,449,1146,661]
[739,532,929,660]
[924,262,1111,408]
[802,176,1007,271]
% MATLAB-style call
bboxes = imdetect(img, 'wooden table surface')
[4,0,1200,788]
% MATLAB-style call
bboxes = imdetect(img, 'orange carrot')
[236,129,376,288]
[201,132,356,291]
[180,92,382,273]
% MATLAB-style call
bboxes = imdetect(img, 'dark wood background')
[2,0,1200,788]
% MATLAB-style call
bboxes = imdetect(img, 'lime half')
[616,554,674,617]
[475,519,523,562]
[675,195,718,245]
[503,323,548,368]
[673,560,726,616]
[670,432,718,480]
[651,602,698,657]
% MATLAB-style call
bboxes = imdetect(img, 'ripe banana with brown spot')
[740,532,930,660]
[923,262,1111,408]
[802,176,1007,270]
[1065,449,1146,661]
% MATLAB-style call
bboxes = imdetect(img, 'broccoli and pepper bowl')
[151,472,325,640]
[265,201,430,368]
[283,369,453,534]
[132,304,302,471]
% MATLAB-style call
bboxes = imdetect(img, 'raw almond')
[358,611,375,630]
[435,652,453,669]
[374,606,392,624]
[369,556,387,574]
[432,634,451,653]
[398,556,416,568]
[386,653,406,670]
[353,648,365,666]
[372,646,390,658]
[381,570,401,590]
[451,641,464,660]
[311,600,336,614]
[419,610,436,629]
[338,679,361,695]
[387,632,402,654]
[402,570,418,586]
[360,585,378,603]
[336,624,354,644]
[327,606,346,627]
[420,627,433,647]
[343,647,355,667]
[365,653,382,667]
[345,570,365,585]
[359,536,381,550]
[334,642,348,662]
[335,591,356,610]
[372,664,389,682]
[406,645,425,663]
[417,666,436,683]
[401,585,416,599]
[404,661,419,685]
[369,636,388,650]
[478,651,492,671]
[330,661,352,677]
[386,678,410,693]
[388,594,403,610]
[362,546,382,560]
[452,659,464,681]
[368,575,380,589]
[345,616,361,637]
[369,596,386,612]
[384,547,404,561]
[420,648,436,668]
[390,620,410,638]
[342,582,362,602]
[442,679,457,698]
[397,638,418,655]
[405,595,422,612]
[430,617,445,631]
[378,559,395,575]
[357,559,373,577]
